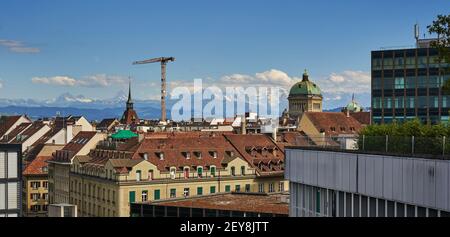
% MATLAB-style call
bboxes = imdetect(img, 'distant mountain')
[0,92,294,121]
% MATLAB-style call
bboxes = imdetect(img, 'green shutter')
[236,185,241,192]
[154,190,160,200]
[197,187,203,195]
[129,191,136,203]
[210,186,216,194]
[211,167,216,176]
[225,185,231,192]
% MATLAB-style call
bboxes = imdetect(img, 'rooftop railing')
[293,135,450,160]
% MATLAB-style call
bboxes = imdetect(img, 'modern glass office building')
[371,44,450,124]
[0,144,22,217]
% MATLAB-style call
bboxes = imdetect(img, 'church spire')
[126,77,133,110]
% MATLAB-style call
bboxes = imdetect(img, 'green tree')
[428,14,450,94]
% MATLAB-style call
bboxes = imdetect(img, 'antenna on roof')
[414,23,420,42]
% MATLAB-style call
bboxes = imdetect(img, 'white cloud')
[32,76,77,86]
[0,39,41,54]
[31,74,128,87]
[167,69,371,109]
[319,70,371,95]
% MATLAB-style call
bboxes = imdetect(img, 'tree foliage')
[358,120,450,157]
[428,14,450,94]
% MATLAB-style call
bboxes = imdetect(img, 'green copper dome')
[346,95,363,112]
[289,70,322,96]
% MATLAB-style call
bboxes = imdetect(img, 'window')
[394,77,404,89]
[43,193,48,201]
[170,189,176,198]
[210,166,216,177]
[185,152,191,160]
[154,190,160,200]
[210,186,216,194]
[184,168,190,179]
[384,97,392,109]
[225,185,231,192]
[269,183,275,193]
[31,205,41,212]
[129,191,136,203]
[31,193,40,201]
[183,188,190,197]
[159,153,164,160]
[279,182,285,192]
[241,166,245,176]
[43,181,48,189]
[141,190,148,202]
[148,170,154,180]
[394,97,404,109]
[197,167,203,178]
[212,151,218,159]
[136,170,142,182]
[197,187,203,196]
[235,185,241,192]
[170,168,176,179]
[231,166,236,176]
[245,184,251,192]
[258,183,265,193]
[31,182,40,189]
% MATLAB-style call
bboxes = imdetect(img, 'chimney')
[272,126,278,141]
[241,115,246,135]
[66,125,73,144]
[346,109,350,118]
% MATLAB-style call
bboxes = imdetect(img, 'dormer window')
[330,127,336,132]
[340,127,346,132]
[197,167,203,178]
[213,151,217,159]
[186,152,191,160]
[159,152,164,160]
[170,167,176,180]
[194,152,202,159]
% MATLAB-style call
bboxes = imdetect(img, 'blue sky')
[0,0,449,109]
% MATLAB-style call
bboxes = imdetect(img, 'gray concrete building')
[285,148,450,217]
[0,144,22,217]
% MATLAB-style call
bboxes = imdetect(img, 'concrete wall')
[286,149,450,212]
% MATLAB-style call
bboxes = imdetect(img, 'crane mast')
[133,57,175,123]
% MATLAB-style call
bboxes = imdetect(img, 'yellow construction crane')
[133,57,175,123]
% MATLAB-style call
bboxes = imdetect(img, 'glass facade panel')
[384,58,394,69]
[405,77,416,89]
[418,56,427,68]
[394,97,404,109]
[373,97,382,109]
[417,76,428,88]
[394,77,404,89]
[418,96,428,109]
[384,97,392,109]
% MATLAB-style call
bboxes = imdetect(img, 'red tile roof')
[0,122,31,143]
[0,115,23,138]
[349,112,371,125]
[303,112,363,136]
[224,134,284,175]
[51,131,98,163]
[23,156,52,176]
[130,135,236,171]
[9,121,47,144]
[147,193,289,215]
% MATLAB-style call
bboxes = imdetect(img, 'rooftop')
[141,192,289,215]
